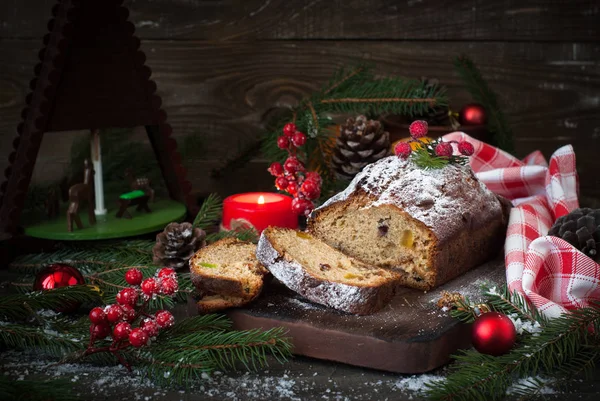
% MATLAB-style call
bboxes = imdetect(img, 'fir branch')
[0,376,82,401]
[192,193,223,230]
[453,55,515,153]
[484,286,548,327]
[0,323,83,357]
[322,65,371,95]
[0,286,102,321]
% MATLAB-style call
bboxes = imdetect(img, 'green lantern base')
[21,199,187,240]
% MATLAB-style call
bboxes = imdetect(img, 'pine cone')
[331,115,390,179]
[153,222,207,269]
[548,208,600,261]
[409,77,450,126]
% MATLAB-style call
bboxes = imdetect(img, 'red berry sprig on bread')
[268,122,322,216]
[394,120,474,169]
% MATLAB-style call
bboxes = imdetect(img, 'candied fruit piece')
[296,231,311,239]
[400,230,414,248]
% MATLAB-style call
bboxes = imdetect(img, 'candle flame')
[257,195,265,205]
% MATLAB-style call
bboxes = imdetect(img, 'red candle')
[221,192,298,234]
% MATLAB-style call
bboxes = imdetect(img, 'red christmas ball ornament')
[116,288,138,306]
[409,120,429,139]
[141,319,160,338]
[394,142,412,159]
[458,141,475,156]
[268,162,284,177]
[141,277,159,296]
[33,263,85,313]
[277,135,290,149]
[434,142,453,157]
[129,327,149,348]
[459,103,487,126]
[113,322,132,341]
[471,312,517,356]
[125,268,143,286]
[291,131,307,147]
[89,307,107,325]
[155,310,175,329]
[105,304,124,323]
[283,123,297,137]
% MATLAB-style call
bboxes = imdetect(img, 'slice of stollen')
[190,237,268,303]
[256,227,400,315]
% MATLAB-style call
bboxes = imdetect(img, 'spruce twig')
[192,193,222,230]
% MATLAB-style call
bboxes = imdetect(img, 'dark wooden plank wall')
[1,0,599,203]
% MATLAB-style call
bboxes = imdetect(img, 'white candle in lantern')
[91,129,107,216]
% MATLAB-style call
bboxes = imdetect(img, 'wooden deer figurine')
[67,159,96,232]
[124,168,154,203]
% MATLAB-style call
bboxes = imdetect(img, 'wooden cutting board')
[224,257,505,373]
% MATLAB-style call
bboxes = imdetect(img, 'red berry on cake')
[268,162,284,177]
[160,277,178,295]
[394,142,412,159]
[458,141,475,156]
[129,327,149,347]
[113,322,132,341]
[277,135,290,149]
[89,307,107,325]
[283,123,297,137]
[116,288,138,306]
[409,120,428,139]
[125,268,143,286]
[105,304,124,323]
[291,131,307,147]
[275,176,289,191]
[141,278,159,296]
[155,310,175,328]
[434,142,453,157]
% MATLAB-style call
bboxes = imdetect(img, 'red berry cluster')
[394,120,475,160]
[86,267,177,366]
[268,122,322,216]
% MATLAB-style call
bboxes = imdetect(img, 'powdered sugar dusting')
[314,156,502,243]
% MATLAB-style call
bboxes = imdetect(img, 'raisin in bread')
[189,238,268,312]
[308,156,508,290]
[256,227,399,315]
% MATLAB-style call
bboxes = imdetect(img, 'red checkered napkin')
[444,132,600,318]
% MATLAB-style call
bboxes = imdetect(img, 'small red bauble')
[113,322,132,341]
[129,327,149,348]
[141,278,158,296]
[89,307,107,325]
[277,135,290,149]
[283,123,297,137]
[90,323,111,340]
[291,131,307,147]
[459,103,487,126]
[434,142,453,157]
[458,141,475,156]
[268,162,284,177]
[160,277,178,296]
[472,312,517,356]
[141,319,160,338]
[33,264,85,313]
[155,310,175,328]
[105,304,124,323]
[120,304,136,322]
[409,120,429,138]
[125,268,143,286]
[275,176,288,191]
[394,142,412,159]
[116,288,138,306]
